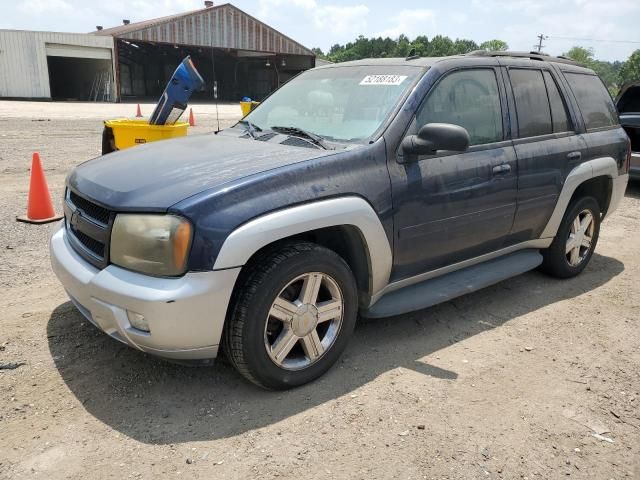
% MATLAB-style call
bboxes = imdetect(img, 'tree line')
[312,35,508,63]
[313,35,640,95]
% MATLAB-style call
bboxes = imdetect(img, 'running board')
[362,250,543,318]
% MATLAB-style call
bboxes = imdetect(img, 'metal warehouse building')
[0,30,116,101]
[0,1,315,102]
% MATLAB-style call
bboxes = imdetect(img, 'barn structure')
[0,2,316,102]
[0,30,117,101]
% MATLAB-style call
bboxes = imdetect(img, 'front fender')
[213,196,392,302]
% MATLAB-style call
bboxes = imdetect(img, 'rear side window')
[509,69,552,137]
[416,69,503,145]
[543,71,571,133]
[565,73,618,130]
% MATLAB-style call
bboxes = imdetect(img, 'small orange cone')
[136,104,143,118]
[188,108,195,127]
[16,153,63,224]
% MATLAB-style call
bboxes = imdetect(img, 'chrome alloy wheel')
[565,209,595,267]
[264,272,344,370]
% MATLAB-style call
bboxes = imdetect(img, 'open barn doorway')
[47,57,113,101]
[45,43,114,101]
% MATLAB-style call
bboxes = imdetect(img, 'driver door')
[388,67,518,281]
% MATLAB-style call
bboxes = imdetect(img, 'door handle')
[567,151,582,161]
[492,164,511,175]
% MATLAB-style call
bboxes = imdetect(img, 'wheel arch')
[540,157,619,239]
[213,196,392,308]
[571,176,612,217]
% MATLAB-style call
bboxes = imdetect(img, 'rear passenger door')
[504,67,588,243]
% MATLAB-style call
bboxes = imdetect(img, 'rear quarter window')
[565,73,619,130]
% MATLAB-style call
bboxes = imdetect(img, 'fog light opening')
[127,311,150,332]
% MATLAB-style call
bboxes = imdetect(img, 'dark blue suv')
[50,51,630,389]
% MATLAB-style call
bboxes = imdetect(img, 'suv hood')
[68,132,333,210]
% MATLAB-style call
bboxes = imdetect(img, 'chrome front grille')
[64,189,114,269]
[69,190,111,225]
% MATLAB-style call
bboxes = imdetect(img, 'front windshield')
[244,65,422,142]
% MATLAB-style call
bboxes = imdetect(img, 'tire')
[223,242,358,389]
[540,196,601,278]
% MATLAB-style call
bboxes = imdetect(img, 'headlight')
[110,214,193,276]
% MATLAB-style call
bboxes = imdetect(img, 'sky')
[1,0,639,62]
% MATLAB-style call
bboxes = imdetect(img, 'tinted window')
[543,71,571,133]
[510,69,552,137]
[565,73,618,130]
[417,69,503,145]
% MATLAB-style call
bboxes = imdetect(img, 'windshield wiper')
[270,126,330,150]
[238,119,262,139]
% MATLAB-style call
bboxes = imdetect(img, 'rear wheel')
[223,242,358,389]
[540,196,600,278]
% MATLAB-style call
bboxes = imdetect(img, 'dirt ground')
[0,100,639,480]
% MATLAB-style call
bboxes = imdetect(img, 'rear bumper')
[49,223,240,360]
[630,152,640,179]
[607,173,629,218]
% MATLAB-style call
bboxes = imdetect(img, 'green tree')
[394,34,412,57]
[311,47,326,59]
[592,60,620,95]
[619,49,640,85]
[427,35,455,56]
[479,39,508,51]
[564,46,595,65]
[453,39,480,54]
[564,46,624,94]
[321,34,508,63]
[412,35,430,57]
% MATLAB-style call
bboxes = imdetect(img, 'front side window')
[244,65,422,142]
[565,73,618,130]
[509,69,553,138]
[416,69,503,145]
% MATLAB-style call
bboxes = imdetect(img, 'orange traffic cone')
[136,104,143,118]
[188,108,195,127]
[16,153,63,224]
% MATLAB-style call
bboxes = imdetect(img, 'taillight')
[624,138,631,173]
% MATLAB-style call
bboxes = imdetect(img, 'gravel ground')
[0,100,639,480]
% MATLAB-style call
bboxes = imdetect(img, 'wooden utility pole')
[534,34,548,53]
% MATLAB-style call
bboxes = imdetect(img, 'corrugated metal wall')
[0,30,114,98]
[120,4,311,56]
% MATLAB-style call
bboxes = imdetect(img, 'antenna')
[534,34,548,53]
[209,28,221,133]
[214,79,220,132]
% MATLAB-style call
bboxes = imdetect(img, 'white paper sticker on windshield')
[360,75,408,86]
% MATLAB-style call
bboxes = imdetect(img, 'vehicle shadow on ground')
[48,253,623,444]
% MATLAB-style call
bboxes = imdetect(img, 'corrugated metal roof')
[93,3,313,56]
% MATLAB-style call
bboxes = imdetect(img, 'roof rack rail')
[465,50,582,66]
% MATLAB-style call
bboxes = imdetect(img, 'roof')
[316,51,596,74]
[93,3,313,56]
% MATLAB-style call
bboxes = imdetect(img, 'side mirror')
[401,123,470,161]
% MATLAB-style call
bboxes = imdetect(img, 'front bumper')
[49,223,240,360]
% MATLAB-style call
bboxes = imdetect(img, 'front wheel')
[540,196,601,278]
[223,242,358,389]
